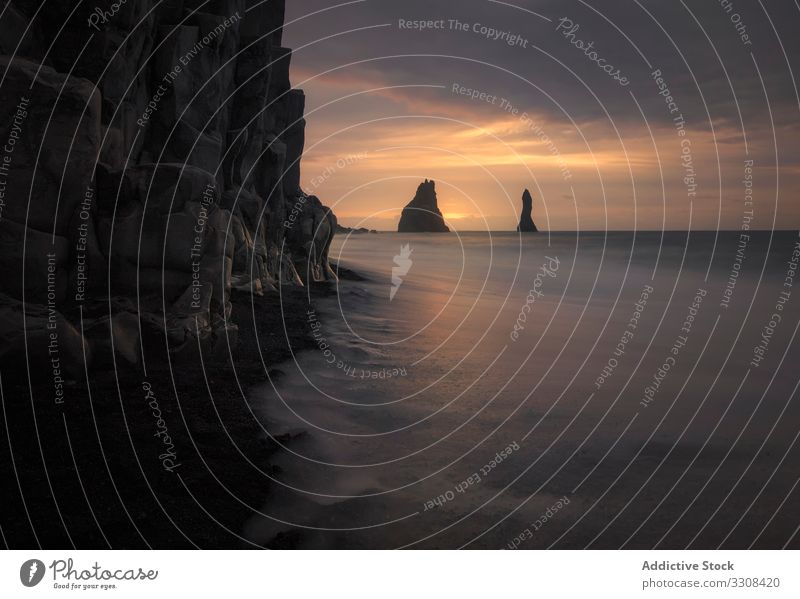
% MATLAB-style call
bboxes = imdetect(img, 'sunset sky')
[283,0,800,231]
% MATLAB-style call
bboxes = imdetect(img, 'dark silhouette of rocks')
[398,180,450,232]
[337,225,377,234]
[517,189,539,232]
[0,0,337,371]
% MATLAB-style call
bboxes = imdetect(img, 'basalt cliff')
[0,0,337,374]
[397,179,450,233]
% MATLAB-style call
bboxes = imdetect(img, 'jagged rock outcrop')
[337,225,377,234]
[0,0,337,374]
[285,194,338,283]
[517,189,539,232]
[397,179,450,233]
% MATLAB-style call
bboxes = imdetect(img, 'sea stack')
[517,189,539,232]
[398,180,450,232]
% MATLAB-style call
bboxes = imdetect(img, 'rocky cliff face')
[517,189,538,232]
[397,179,450,233]
[0,0,336,371]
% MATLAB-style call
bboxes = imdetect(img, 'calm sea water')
[247,231,800,549]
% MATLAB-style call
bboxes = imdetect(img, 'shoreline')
[0,272,359,549]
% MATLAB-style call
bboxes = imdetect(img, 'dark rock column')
[517,189,538,232]
[398,180,450,232]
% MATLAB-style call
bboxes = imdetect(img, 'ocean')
[246,231,800,548]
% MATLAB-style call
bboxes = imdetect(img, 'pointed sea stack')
[517,189,539,232]
[398,180,450,232]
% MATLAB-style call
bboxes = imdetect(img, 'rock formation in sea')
[397,179,450,233]
[517,189,539,232]
[336,224,377,234]
[0,0,337,371]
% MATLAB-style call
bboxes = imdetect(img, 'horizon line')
[337,228,798,233]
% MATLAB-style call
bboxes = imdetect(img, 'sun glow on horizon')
[293,71,793,231]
